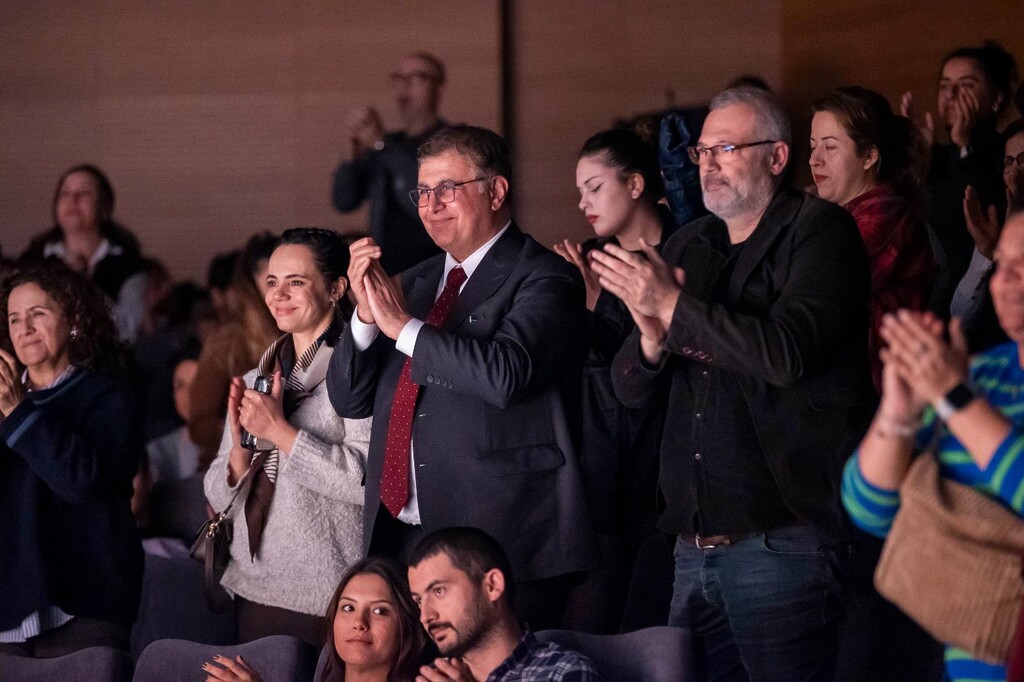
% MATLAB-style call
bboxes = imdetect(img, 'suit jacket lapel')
[727,189,801,301]
[408,263,443,320]
[448,224,524,330]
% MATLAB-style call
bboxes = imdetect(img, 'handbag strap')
[201,465,256,614]
[212,461,258,522]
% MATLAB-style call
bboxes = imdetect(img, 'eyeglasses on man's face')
[1004,152,1024,168]
[409,177,493,207]
[391,71,437,87]
[687,140,777,164]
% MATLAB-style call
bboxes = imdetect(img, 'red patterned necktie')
[380,266,467,517]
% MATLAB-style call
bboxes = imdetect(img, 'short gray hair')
[709,87,791,145]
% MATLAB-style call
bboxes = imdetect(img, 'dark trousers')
[235,598,325,647]
[0,617,129,658]
[835,527,944,681]
[368,505,426,564]
[669,524,850,682]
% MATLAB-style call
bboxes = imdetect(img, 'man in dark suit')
[591,88,875,680]
[327,125,598,628]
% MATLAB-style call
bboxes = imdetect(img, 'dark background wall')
[1,1,1022,281]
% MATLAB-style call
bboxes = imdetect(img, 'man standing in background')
[332,53,447,274]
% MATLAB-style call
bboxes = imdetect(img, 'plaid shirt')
[486,631,603,682]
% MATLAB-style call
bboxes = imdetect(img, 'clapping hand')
[880,310,968,406]
[1005,162,1024,213]
[364,266,412,340]
[0,348,25,418]
[343,105,385,157]
[349,237,385,324]
[963,185,1001,259]
[225,375,250,483]
[590,240,685,362]
[553,239,601,311]
[900,91,935,146]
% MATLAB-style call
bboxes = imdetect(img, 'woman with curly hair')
[0,265,143,657]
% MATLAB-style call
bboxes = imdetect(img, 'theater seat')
[133,635,318,682]
[130,552,236,660]
[312,643,332,680]
[535,626,695,682]
[0,646,133,682]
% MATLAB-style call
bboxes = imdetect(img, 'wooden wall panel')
[5,1,1024,284]
[780,0,1024,184]
[510,1,783,248]
[0,2,501,281]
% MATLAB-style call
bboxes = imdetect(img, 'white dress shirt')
[349,222,511,524]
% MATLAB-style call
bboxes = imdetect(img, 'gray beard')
[703,179,775,221]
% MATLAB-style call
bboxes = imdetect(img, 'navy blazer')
[0,370,143,629]
[328,224,599,581]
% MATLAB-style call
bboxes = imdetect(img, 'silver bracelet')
[875,414,921,439]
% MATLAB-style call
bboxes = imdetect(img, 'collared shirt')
[486,631,603,682]
[349,221,511,524]
[40,237,148,343]
[42,238,114,276]
[950,248,993,321]
[350,221,511,353]
[20,365,76,392]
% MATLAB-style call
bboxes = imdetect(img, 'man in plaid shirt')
[409,527,602,681]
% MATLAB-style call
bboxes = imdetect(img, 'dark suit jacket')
[612,189,877,538]
[328,224,599,581]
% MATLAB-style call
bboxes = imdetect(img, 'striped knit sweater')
[842,341,1024,682]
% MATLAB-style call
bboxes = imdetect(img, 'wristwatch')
[933,382,976,421]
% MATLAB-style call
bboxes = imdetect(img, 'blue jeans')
[668,524,850,682]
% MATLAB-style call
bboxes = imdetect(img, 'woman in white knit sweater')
[205,228,371,645]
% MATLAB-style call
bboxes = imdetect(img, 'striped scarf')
[244,326,333,559]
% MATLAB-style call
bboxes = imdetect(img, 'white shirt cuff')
[950,248,994,319]
[350,308,380,351]
[396,319,425,357]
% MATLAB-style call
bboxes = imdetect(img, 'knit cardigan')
[204,358,370,617]
[0,369,144,630]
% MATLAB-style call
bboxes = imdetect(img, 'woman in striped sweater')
[842,209,1024,682]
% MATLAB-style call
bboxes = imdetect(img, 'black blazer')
[328,224,599,581]
[612,189,877,537]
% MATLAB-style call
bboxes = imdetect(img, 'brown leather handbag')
[874,452,1024,663]
[189,472,251,613]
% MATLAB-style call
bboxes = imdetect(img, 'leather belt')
[691,530,760,550]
